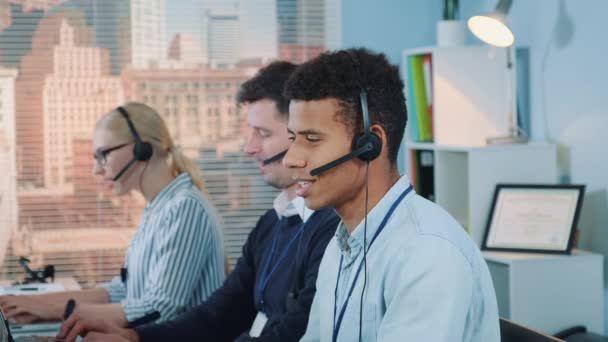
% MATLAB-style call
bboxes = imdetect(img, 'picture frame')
[481,184,585,254]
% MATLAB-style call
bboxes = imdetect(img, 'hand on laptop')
[58,315,137,342]
[0,295,63,323]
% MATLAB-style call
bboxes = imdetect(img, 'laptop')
[0,309,63,342]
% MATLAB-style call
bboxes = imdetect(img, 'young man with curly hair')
[283,48,500,342]
[57,61,340,342]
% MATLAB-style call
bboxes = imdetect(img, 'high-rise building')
[15,10,123,189]
[0,66,18,266]
[203,4,240,68]
[0,0,67,31]
[277,0,326,63]
[0,3,45,67]
[1,0,167,73]
[59,0,167,72]
[127,0,166,69]
[122,64,252,151]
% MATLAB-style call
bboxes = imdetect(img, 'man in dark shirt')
[58,61,339,342]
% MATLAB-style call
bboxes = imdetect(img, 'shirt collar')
[273,190,314,222]
[335,174,415,259]
[146,173,192,211]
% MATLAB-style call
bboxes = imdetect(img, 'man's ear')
[370,124,388,150]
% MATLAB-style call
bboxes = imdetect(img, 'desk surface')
[0,278,81,339]
[0,277,81,292]
[482,249,600,264]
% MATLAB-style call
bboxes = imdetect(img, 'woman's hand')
[0,295,62,323]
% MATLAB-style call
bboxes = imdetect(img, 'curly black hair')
[283,48,407,164]
[236,61,298,119]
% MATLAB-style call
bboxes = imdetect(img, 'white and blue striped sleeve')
[97,276,127,303]
[120,196,223,322]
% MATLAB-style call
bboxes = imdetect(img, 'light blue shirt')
[301,175,500,342]
[99,173,225,322]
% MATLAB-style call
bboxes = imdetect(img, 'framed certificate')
[481,184,585,254]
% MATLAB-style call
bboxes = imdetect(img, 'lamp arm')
[496,0,513,14]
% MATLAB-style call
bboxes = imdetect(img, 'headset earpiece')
[351,88,382,162]
[133,140,153,161]
[352,130,382,162]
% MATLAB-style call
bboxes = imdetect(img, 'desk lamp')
[468,0,528,144]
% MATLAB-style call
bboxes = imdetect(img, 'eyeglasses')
[94,143,130,166]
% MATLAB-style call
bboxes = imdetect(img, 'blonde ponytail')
[169,147,207,193]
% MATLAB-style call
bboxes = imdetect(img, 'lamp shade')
[468,0,514,47]
[468,14,514,47]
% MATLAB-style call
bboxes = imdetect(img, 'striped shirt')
[99,173,225,322]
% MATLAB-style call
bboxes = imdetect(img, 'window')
[0,0,339,286]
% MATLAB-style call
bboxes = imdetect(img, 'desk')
[0,277,81,292]
[0,277,81,339]
[484,249,604,335]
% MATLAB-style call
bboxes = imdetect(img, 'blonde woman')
[0,102,225,327]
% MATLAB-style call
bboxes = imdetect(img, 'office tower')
[126,0,166,69]
[1,0,167,73]
[277,0,328,63]
[202,3,239,68]
[122,65,250,150]
[0,0,67,31]
[0,66,18,265]
[65,0,167,72]
[15,11,123,189]
[0,3,45,67]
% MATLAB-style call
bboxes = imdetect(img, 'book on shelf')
[410,150,435,202]
[406,54,433,142]
[406,55,420,142]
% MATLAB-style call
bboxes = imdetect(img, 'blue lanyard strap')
[332,184,413,342]
[257,215,306,308]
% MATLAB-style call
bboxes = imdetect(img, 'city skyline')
[0,0,337,286]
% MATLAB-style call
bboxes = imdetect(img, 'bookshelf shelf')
[404,142,558,246]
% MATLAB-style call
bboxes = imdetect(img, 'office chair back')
[500,318,565,342]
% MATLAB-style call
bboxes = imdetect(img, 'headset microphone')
[112,158,138,181]
[309,142,374,176]
[262,149,288,166]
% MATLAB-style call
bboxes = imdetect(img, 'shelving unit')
[400,46,558,246]
[401,45,517,146]
[405,143,558,246]
[483,250,604,334]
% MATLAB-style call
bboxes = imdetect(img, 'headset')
[309,50,382,177]
[112,106,153,181]
[262,149,288,166]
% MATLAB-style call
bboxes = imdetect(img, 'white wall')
[504,0,608,282]
[343,0,608,284]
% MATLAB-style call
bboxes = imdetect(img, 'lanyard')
[257,215,306,309]
[332,185,413,342]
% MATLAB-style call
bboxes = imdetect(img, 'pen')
[17,287,38,291]
[126,311,161,328]
[63,298,76,320]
